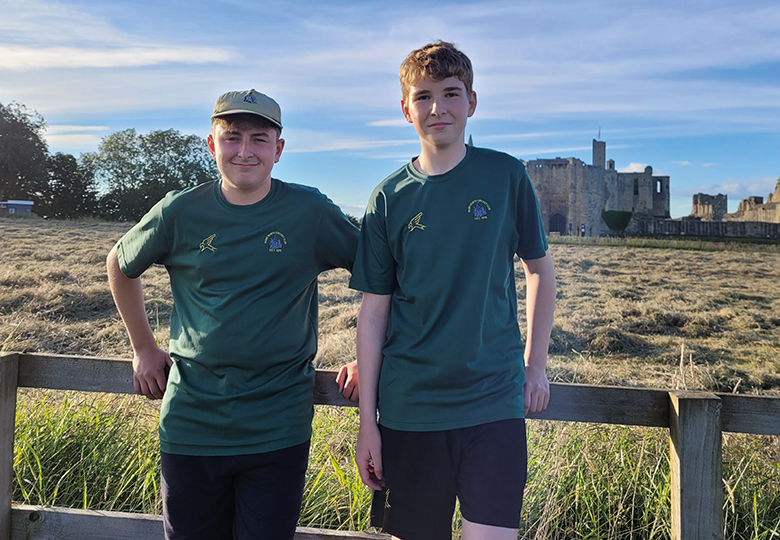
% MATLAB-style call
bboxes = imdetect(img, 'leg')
[161,452,234,540]
[376,425,457,540]
[232,440,310,540]
[461,518,518,540]
[456,419,527,536]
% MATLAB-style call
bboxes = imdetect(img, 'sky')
[2,0,779,218]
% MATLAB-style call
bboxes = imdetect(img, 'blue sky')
[2,0,779,218]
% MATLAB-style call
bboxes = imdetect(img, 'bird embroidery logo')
[408,212,426,232]
[199,234,217,253]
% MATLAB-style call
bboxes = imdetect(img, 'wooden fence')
[1,351,779,540]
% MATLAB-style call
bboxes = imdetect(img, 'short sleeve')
[314,195,360,272]
[115,197,172,278]
[349,188,396,294]
[515,167,549,260]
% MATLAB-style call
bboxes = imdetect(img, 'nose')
[431,98,445,116]
[237,137,252,158]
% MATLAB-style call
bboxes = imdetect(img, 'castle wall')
[693,179,780,225]
[659,219,780,239]
[691,193,727,221]
[526,157,607,236]
[525,140,670,237]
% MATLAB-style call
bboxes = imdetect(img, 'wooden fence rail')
[2,352,780,540]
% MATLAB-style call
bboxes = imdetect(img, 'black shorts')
[161,440,310,540]
[371,418,527,540]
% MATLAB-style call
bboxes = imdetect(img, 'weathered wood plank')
[717,393,780,435]
[669,392,723,540]
[16,354,357,407]
[10,505,388,540]
[0,354,19,540]
[528,382,670,427]
[17,353,134,394]
[16,353,780,430]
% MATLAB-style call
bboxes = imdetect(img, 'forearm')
[356,293,391,426]
[523,251,556,370]
[107,246,157,353]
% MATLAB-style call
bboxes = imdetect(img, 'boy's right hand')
[356,422,384,490]
[132,346,173,400]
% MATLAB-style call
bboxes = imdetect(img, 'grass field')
[2,216,779,538]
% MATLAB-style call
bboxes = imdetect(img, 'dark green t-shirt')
[349,146,548,431]
[117,179,358,455]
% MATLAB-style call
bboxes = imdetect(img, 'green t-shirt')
[117,179,358,455]
[349,146,548,431]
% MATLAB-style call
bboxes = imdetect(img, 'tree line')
[1,101,218,221]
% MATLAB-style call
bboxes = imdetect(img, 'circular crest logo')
[264,231,287,252]
[467,199,491,220]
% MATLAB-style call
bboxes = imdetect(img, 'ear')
[467,91,477,118]
[207,134,217,160]
[274,138,285,163]
[401,99,413,124]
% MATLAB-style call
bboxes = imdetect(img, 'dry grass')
[2,217,780,395]
[3,217,780,535]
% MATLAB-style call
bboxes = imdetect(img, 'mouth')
[231,162,259,169]
[428,122,451,130]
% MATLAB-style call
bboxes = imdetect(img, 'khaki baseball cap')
[212,89,282,129]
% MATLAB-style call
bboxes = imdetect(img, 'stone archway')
[549,212,566,235]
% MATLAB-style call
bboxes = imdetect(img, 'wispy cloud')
[0,46,233,70]
[46,125,108,134]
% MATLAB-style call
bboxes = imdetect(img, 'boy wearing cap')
[350,42,556,540]
[107,89,359,540]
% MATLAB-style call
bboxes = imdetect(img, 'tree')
[34,153,98,219]
[93,128,218,221]
[0,102,48,201]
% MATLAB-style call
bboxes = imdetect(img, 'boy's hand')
[356,422,384,490]
[524,364,550,414]
[336,360,359,402]
[133,346,172,400]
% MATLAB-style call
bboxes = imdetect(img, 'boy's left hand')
[336,361,359,402]
[524,364,550,414]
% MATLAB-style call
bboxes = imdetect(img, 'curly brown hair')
[399,41,474,102]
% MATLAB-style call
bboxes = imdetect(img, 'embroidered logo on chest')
[265,231,287,252]
[199,234,217,253]
[467,200,491,220]
[407,212,426,232]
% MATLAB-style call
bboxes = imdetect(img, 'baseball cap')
[212,89,282,129]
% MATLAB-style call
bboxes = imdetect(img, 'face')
[207,120,284,204]
[401,76,477,152]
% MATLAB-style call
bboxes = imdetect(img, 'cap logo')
[243,93,258,104]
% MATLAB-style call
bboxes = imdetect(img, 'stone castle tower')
[524,140,670,236]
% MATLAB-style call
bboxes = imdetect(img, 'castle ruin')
[689,179,780,225]
[524,140,670,236]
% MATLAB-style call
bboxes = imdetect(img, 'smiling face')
[401,76,477,154]
[207,116,284,205]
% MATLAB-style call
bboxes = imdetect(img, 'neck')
[413,143,467,176]
[220,177,272,206]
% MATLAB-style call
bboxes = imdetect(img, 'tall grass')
[12,392,780,538]
[13,391,161,513]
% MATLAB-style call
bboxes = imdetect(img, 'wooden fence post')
[0,354,19,540]
[669,391,723,540]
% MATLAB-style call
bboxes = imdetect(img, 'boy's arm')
[107,246,172,400]
[355,292,391,490]
[521,251,556,414]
